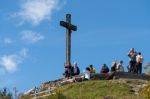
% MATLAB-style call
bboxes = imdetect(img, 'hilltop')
[20,72,150,99]
[49,79,147,99]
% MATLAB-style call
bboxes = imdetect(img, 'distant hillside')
[20,79,149,99]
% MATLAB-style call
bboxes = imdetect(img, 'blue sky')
[0,0,150,93]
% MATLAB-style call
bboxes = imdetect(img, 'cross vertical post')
[60,14,77,69]
[66,14,71,67]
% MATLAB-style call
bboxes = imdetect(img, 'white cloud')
[0,55,21,73]
[4,38,13,44]
[21,30,44,43]
[0,48,28,73]
[16,0,59,25]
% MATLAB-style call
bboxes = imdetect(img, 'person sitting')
[83,67,91,80]
[64,67,71,79]
[111,61,117,72]
[116,60,124,72]
[73,67,90,82]
[71,62,80,76]
[100,64,109,73]
[89,64,96,73]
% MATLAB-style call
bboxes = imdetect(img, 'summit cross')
[60,14,77,68]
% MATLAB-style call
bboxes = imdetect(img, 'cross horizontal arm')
[60,21,77,31]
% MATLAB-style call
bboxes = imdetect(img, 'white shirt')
[136,55,143,63]
[84,70,90,80]
[117,63,124,72]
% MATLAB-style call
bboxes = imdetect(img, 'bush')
[140,81,150,99]
[0,88,12,99]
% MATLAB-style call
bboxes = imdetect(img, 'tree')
[0,88,13,99]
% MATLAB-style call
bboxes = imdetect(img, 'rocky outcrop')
[91,72,150,81]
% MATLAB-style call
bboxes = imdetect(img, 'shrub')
[0,88,13,99]
[140,81,150,99]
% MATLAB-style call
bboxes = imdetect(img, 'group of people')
[64,62,80,78]
[101,60,124,74]
[64,48,144,80]
[100,48,144,74]
[64,63,96,80]
[100,48,143,75]
[127,48,143,74]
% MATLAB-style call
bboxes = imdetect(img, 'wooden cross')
[60,14,77,68]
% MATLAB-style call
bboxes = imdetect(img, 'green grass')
[21,80,146,99]
[53,80,143,99]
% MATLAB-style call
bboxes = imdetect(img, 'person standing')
[128,48,137,73]
[136,52,143,74]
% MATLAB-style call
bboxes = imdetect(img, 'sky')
[0,0,150,93]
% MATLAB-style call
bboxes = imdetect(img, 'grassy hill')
[47,79,146,99]
[20,79,149,99]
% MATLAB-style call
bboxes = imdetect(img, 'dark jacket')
[101,66,109,73]
[71,66,80,76]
